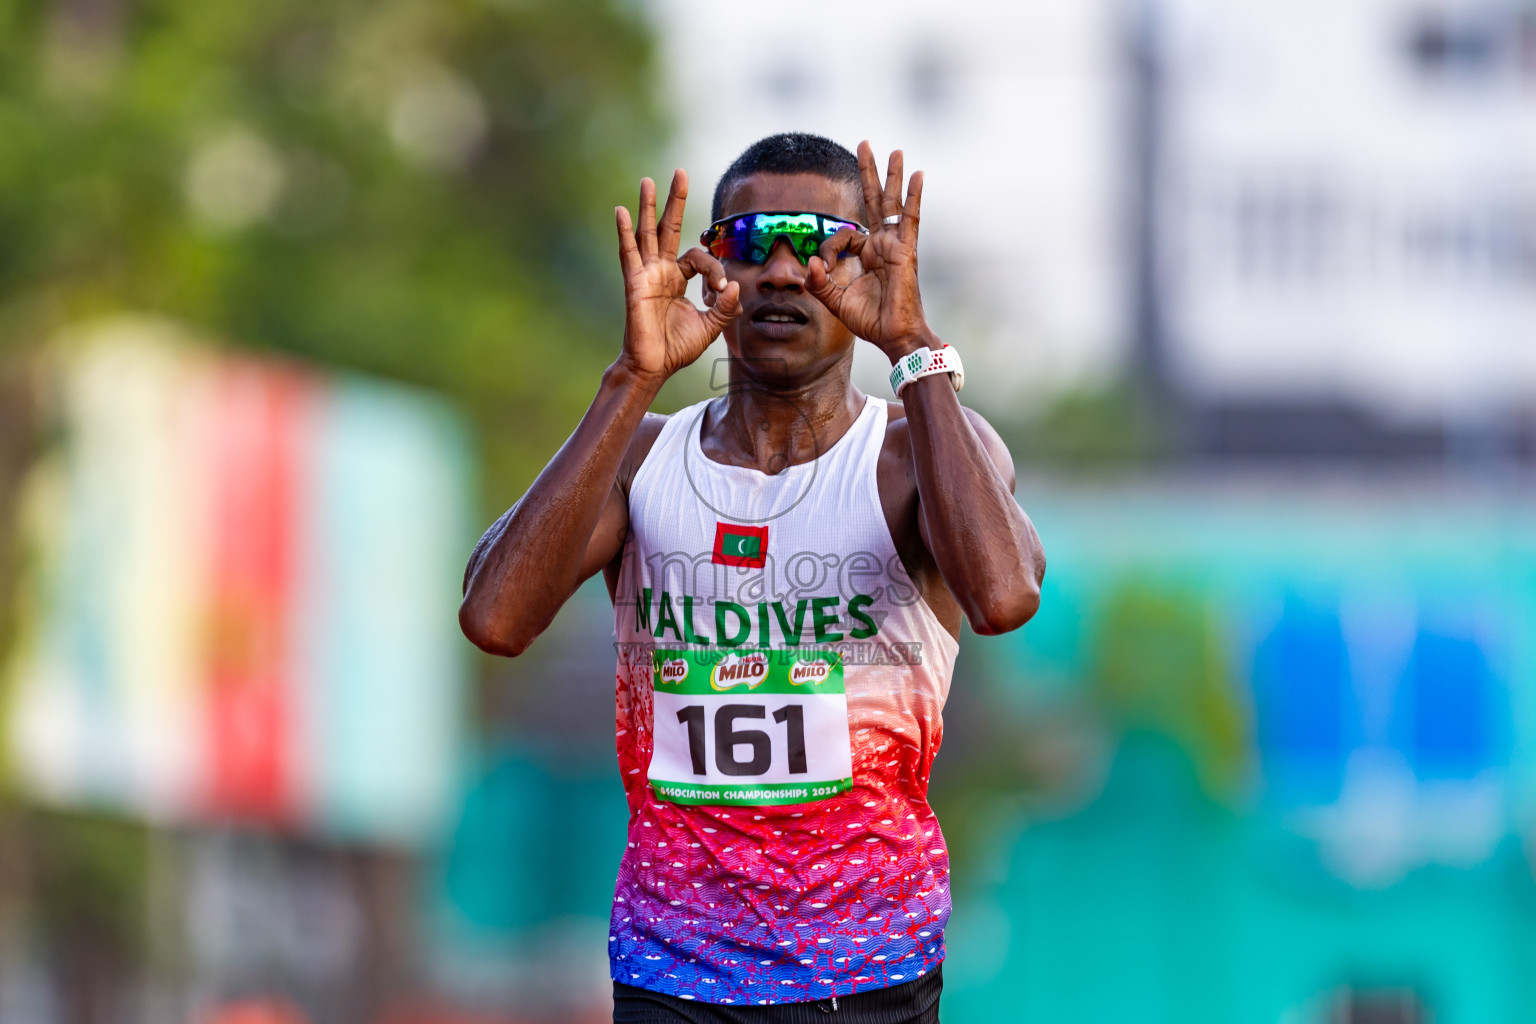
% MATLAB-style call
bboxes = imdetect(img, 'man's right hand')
[615,169,741,383]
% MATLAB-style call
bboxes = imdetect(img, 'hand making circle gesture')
[806,141,934,362]
[614,170,742,383]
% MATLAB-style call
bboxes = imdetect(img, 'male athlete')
[460,133,1045,1022]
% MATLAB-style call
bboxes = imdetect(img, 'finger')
[637,177,658,260]
[700,280,742,336]
[815,226,866,269]
[657,168,688,259]
[677,247,728,293]
[856,141,885,231]
[883,149,905,219]
[899,170,923,246]
[615,205,643,278]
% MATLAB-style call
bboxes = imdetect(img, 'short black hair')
[711,132,863,221]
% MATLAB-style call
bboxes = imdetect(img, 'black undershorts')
[612,966,942,1024]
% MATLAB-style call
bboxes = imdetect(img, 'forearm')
[460,360,661,655]
[901,367,1044,634]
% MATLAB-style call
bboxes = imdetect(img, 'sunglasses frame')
[700,211,869,266]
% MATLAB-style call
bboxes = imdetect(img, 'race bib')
[648,648,853,806]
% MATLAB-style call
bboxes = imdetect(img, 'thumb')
[806,257,845,313]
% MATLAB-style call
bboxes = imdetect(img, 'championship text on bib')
[648,648,853,806]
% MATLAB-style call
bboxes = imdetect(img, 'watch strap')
[889,344,965,396]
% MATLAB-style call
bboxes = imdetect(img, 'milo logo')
[658,658,689,684]
[789,660,833,686]
[711,653,768,691]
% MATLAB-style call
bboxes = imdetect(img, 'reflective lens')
[701,211,866,265]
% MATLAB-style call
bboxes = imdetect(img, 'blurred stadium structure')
[0,0,1533,1023]
[657,0,1536,460]
[1146,0,1536,460]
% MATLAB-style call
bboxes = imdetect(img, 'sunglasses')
[700,211,867,266]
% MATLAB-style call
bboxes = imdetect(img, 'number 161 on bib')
[647,649,853,806]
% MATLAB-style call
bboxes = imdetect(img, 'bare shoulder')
[881,400,1017,489]
[631,410,671,456]
[618,411,672,497]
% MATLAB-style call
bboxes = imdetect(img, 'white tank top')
[607,393,959,1005]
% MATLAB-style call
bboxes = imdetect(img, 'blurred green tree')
[1089,578,1249,799]
[0,8,665,1012]
[0,0,665,511]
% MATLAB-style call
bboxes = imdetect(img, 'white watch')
[889,344,964,396]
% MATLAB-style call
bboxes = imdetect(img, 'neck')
[702,357,866,473]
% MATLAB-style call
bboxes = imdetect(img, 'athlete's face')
[709,172,864,382]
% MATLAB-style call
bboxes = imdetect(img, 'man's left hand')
[806,141,936,362]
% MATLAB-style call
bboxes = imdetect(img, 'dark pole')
[1125,0,1181,450]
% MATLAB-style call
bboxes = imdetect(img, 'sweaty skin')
[460,143,1044,656]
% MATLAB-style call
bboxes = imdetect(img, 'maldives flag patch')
[712,522,768,568]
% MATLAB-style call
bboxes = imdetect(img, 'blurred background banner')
[0,0,1534,1022]
[8,318,472,844]
[930,482,1536,1024]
